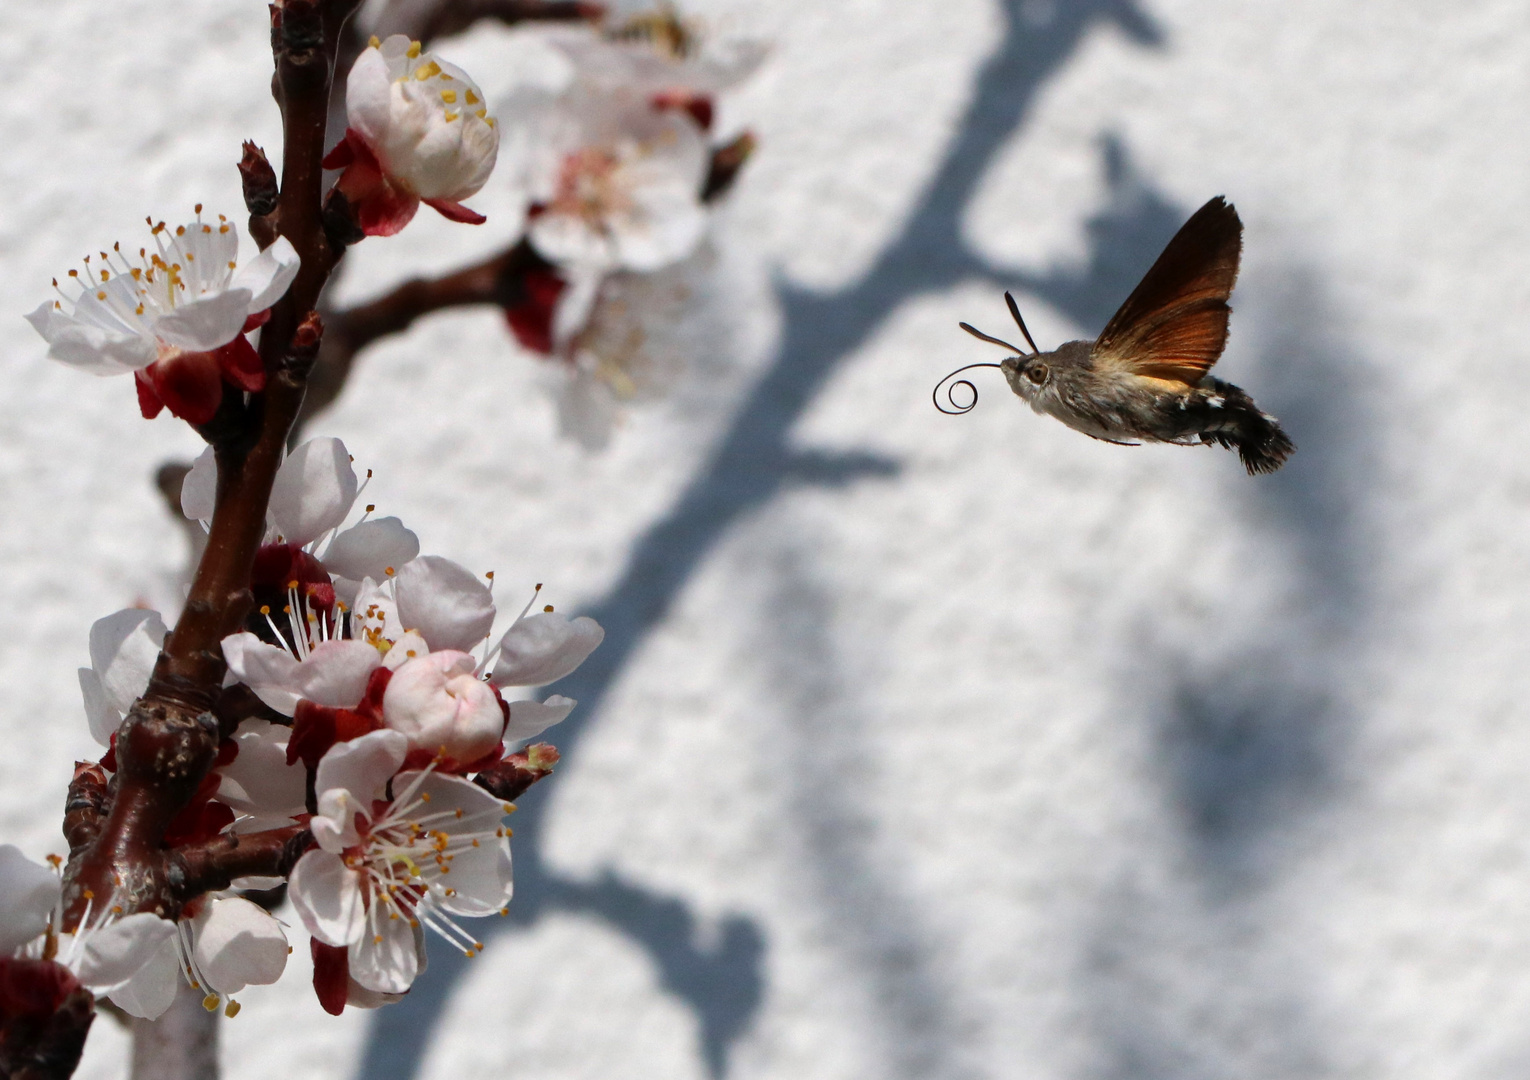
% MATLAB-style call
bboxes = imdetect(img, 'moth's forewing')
[1090,196,1243,386]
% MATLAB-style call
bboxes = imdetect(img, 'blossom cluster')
[6,438,603,1020]
[3,6,750,1060]
[492,10,764,445]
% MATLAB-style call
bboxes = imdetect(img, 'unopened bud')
[473,743,559,802]
[702,131,757,203]
[239,142,279,217]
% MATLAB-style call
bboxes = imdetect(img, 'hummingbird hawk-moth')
[935,196,1294,475]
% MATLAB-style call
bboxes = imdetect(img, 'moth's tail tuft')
[1202,384,1295,475]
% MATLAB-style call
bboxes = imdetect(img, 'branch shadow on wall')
[1083,267,1377,1076]
[355,2,1166,1077]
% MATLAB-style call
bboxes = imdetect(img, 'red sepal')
[329,129,420,238]
[163,770,235,846]
[0,957,82,1022]
[134,372,165,419]
[310,940,350,1016]
[651,90,714,131]
[422,198,486,225]
[99,731,118,774]
[321,135,356,171]
[503,268,567,355]
[288,668,391,769]
[148,351,223,425]
[241,309,272,334]
[215,334,265,393]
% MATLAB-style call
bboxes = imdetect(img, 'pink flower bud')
[381,651,505,765]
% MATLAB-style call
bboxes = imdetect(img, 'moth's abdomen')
[1184,379,1294,474]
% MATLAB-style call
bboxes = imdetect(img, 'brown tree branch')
[64,0,361,927]
[297,239,551,428]
[367,0,601,48]
[295,134,755,431]
[168,826,312,902]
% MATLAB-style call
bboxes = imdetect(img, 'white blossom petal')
[379,629,430,672]
[491,612,603,687]
[503,694,575,744]
[343,922,425,1008]
[217,719,307,820]
[290,850,366,947]
[221,633,302,715]
[323,517,420,583]
[347,903,418,995]
[231,236,300,312]
[292,640,385,708]
[315,729,409,810]
[392,555,495,653]
[26,302,156,375]
[89,608,167,715]
[78,667,121,748]
[312,786,366,853]
[104,934,180,1020]
[0,846,61,954]
[405,773,512,917]
[345,45,396,149]
[182,446,218,521]
[75,913,178,993]
[150,287,254,352]
[270,437,359,547]
[193,897,288,994]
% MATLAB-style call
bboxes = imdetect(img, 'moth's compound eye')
[1025,362,1049,386]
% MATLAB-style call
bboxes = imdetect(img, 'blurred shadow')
[356,2,1165,1077]
[1083,271,1377,1074]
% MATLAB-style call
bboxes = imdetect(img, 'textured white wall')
[3,1,1529,1078]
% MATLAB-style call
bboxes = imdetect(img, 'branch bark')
[61,0,360,1025]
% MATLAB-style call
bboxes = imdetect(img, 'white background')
[3,1,1529,1078]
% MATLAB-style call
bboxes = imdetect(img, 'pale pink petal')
[393,555,496,652]
[193,897,288,993]
[322,517,419,583]
[289,850,365,947]
[379,630,430,672]
[382,652,504,762]
[269,437,359,547]
[490,612,603,687]
[293,640,384,708]
[503,695,576,744]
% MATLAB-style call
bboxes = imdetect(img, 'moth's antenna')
[959,322,1024,354]
[1004,292,1041,354]
[933,362,1005,415]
